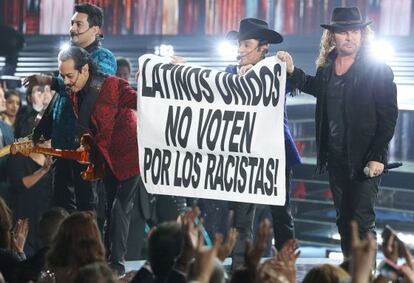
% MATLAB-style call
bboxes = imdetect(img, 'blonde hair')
[316,26,374,68]
[302,264,351,283]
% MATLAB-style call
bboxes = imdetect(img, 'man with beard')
[279,7,398,262]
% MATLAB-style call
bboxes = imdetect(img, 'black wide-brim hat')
[321,6,371,31]
[226,18,283,44]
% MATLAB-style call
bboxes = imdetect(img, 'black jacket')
[288,49,398,179]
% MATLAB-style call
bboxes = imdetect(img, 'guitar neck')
[0,145,11,158]
[33,147,89,162]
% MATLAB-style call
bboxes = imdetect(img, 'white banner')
[137,54,286,205]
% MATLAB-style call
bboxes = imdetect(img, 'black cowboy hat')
[321,7,371,31]
[226,18,283,44]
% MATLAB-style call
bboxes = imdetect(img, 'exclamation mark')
[274,159,279,196]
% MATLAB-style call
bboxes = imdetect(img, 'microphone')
[236,46,260,60]
[70,28,91,37]
[363,162,403,177]
[64,72,81,93]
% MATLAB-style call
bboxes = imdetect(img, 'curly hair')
[46,211,105,271]
[316,26,374,68]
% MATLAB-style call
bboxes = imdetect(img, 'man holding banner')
[279,7,398,260]
[222,18,302,262]
[137,18,300,270]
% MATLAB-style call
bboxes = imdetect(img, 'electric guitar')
[0,135,104,181]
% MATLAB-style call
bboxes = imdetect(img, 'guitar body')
[0,145,11,158]
[8,135,106,181]
[81,163,105,181]
[79,134,106,181]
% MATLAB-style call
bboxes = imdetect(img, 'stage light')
[332,233,341,240]
[371,40,394,62]
[154,44,174,57]
[326,250,344,260]
[397,232,414,247]
[217,41,238,60]
[59,42,71,52]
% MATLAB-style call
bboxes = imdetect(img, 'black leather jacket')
[288,49,398,179]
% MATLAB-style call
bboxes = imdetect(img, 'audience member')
[0,197,28,282]
[44,211,106,283]
[302,264,350,283]
[13,207,69,283]
[15,84,54,138]
[116,57,132,81]
[0,86,14,202]
[7,153,53,256]
[188,258,226,283]
[1,90,21,128]
[73,262,118,283]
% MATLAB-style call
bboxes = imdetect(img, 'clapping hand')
[11,218,29,254]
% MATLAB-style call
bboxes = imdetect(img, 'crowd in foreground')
[1,200,414,283]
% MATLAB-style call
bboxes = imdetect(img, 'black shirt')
[326,67,346,157]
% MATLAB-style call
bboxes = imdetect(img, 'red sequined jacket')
[70,75,139,181]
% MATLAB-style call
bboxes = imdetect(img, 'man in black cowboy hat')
[198,18,302,270]
[279,6,398,260]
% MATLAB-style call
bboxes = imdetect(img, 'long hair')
[0,197,12,249]
[58,46,99,76]
[46,211,105,271]
[315,26,374,68]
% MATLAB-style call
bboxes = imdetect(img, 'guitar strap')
[76,74,106,142]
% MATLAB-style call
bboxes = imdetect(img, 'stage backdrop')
[1,0,413,36]
[137,55,286,205]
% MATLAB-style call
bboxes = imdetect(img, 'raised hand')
[217,227,239,262]
[12,218,29,253]
[258,258,290,283]
[274,239,300,283]
[189,230,220,283]
[400,245,414,283]
[245,219,272,269]
[175,207,202,272]
[382,232,399,263]
[350,221,377,283]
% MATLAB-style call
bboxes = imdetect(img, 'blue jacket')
[50,41,116,149]
[225,65,301,169]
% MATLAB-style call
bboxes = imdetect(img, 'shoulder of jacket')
[91,47,115,58]
[225,64,238,74]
